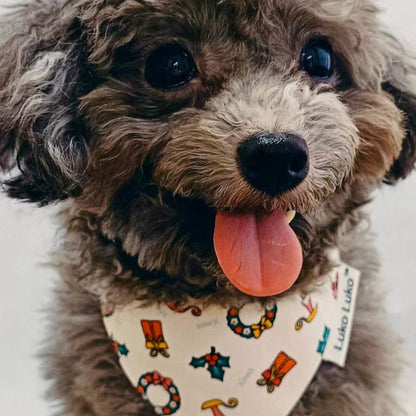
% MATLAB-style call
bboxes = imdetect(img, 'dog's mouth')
[156,184,305,298]
[137,162,305,297]
[213,209,303,297]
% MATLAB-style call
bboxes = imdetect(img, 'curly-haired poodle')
[1,0,415,415]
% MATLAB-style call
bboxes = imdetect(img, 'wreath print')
[137,371,181,415]
[226,304,278,339]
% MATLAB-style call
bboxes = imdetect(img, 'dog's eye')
[145,45,197,90]
[300,40,334,81]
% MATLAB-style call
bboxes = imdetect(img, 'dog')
[1,0,415,414]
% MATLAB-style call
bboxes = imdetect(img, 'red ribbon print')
[152,371,173,390]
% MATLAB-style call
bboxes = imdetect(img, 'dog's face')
[1,0,416,301]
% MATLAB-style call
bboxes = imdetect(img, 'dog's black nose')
[238,132,309,196]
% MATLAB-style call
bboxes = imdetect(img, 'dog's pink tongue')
[214,210,303,297]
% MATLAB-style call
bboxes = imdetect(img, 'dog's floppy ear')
[382,39,416,182]
[0,3,94,205]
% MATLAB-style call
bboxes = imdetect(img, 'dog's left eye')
[300,40,334,81]
[145,45,197,90]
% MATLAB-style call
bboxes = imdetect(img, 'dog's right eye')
[145,45,197,90]
[300,39,334,81]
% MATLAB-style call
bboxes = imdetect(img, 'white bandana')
[102,262,360,416]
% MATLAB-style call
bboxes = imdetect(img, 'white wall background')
[0,0,415,414]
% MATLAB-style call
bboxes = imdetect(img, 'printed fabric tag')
[322,263,361,367]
